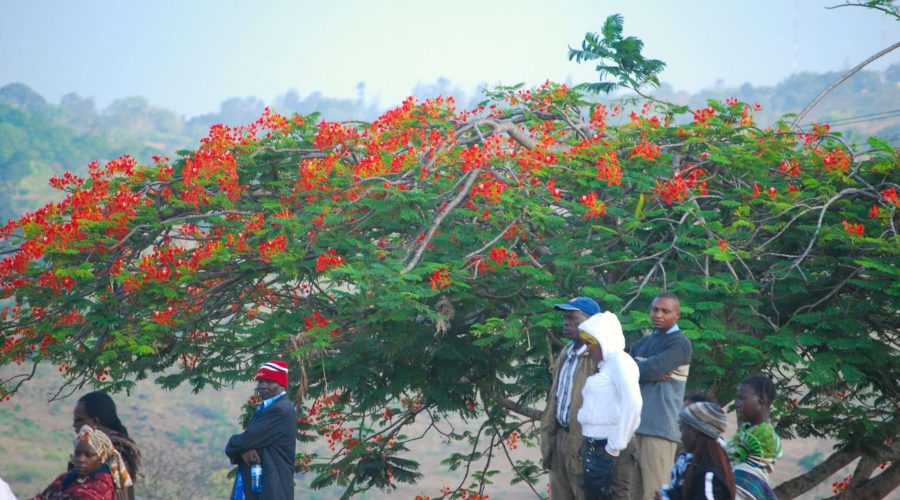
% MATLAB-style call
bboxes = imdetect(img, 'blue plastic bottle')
[250,463,263,493]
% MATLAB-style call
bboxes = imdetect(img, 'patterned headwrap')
[679,401,727,439]
[75,424,133,490]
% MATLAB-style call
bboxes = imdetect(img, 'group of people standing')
[32,392,141,500]
[541,293,782,500]
[15,292,781,500]
[23,360,296,500]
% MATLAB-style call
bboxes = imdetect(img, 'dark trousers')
[580,438,637,500]
[580,438,615,500]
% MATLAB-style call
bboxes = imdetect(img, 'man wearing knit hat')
[226,360,298,499]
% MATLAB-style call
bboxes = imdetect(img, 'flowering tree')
[2,23,899,499]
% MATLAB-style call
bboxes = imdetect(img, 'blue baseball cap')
[553,297,601,315]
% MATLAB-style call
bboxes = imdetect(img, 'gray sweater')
[629,328,692,442]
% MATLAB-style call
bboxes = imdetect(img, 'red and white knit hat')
[255,360,288,388]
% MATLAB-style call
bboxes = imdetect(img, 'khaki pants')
[621,434,678,500]
[610,438,639,500]
[549,428,585,500]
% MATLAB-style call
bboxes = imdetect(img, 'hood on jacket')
[578,311,626,357]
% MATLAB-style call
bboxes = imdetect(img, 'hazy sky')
[1,0,897,117]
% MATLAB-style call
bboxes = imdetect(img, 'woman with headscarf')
[657,401,735,500]
[72,392,140,500]
[33,426,133,500]
[576,311,643,499]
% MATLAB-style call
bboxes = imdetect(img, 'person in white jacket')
[577,311,643,500]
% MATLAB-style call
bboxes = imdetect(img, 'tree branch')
[492,395,542,420]
[402,168,481,274]
[774,445,860,498]
[794,41,900,125]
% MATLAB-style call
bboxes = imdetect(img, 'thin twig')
[793,41,900,125]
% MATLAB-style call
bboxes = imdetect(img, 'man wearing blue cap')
[541,296,602,500]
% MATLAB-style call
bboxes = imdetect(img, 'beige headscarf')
[75,424,134,490]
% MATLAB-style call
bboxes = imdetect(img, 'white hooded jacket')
[576,311,643,457]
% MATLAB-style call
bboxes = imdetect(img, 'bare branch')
[794,41,900,125]
[402,168,481,274]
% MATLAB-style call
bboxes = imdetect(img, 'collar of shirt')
[653,323,680,335]
[565,343,589,357]
[259,391,286,410]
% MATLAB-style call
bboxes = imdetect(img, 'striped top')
[555,343,586,427]
[728,422,783,474]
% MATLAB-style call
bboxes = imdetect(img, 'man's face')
[650,297,680,331]
[735,383,765,425]
[562,310,591,341]
[256,379,284,400]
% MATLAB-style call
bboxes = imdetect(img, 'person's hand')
[241,449,261,464]
[653,491,663,500]
[657,370,674,382]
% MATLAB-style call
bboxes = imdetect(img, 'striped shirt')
[555,343,587,427]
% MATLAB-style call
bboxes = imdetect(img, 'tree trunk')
[774,445,860,499]
[833,462,900,500]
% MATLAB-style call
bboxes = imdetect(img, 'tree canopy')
[1,26,899,500]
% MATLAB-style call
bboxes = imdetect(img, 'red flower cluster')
[628,141,662,161]
[297,155,339,193]
[589,103,608,131]
[778,159,801,177]
[580,192,607,219]
[817,147,851,173]
[304,310,331,335]
[471,179,509,204]
[832,474,853,494]
[654,170,707,205]
[842,220,864,237]
[596,150,622,186]
[258,235,288,263]
[429,268,451,290]
[488,246,521,267]
[505,430,521,450]
[48,171,85,191]
[315,248,344,271]
[313,121,359,151]
[151,305,176,325]
[547,180,562,200]
[693,107,716,126]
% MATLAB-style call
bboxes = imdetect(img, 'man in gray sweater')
[622,293,692,500]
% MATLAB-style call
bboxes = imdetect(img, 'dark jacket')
[666,455,733,500]
[225,395,298,500]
